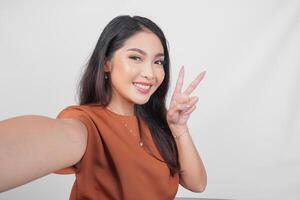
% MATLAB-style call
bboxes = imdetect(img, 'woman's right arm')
[0,115,88,192]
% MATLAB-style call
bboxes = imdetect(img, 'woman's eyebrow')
[127,48,164,58]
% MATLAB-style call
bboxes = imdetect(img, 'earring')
[104,73,108,79]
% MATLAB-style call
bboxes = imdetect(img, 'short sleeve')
[52,105,93,175]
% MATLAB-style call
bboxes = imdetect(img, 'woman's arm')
[0,115,87,192]
[173,127,207,193]
[166,66,207,192]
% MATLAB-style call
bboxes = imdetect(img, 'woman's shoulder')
[56,103,110,125]
[59,103,106,114]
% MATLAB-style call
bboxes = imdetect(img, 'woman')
[0,15,207,199]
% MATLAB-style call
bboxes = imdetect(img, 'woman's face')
[105,30,165,108]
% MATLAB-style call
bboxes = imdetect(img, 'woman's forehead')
[120,31,164,55]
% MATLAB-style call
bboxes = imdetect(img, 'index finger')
[174,65,185,94]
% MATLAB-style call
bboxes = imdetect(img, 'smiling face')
[104,30,165,114]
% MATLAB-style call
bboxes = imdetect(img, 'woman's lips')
[133,83,152,94]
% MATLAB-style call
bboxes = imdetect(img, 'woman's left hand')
[166,65,206,132]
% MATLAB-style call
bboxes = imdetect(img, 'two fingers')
[169,65,206,117]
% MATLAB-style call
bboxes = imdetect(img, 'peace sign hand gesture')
[166,66,206,134]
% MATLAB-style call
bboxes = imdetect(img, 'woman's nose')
[141,63,155,80]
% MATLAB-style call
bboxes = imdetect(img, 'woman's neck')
[106,102,135,116]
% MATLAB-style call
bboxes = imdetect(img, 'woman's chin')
[132,96,151,105]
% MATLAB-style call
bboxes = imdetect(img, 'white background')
[1,0,299,199]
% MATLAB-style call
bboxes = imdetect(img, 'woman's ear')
[104,59,112,72]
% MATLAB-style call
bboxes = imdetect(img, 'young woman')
[0,15,207,199]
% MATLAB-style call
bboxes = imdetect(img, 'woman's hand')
[166,65,206,134]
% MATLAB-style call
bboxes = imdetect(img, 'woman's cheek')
[158,69,165,84]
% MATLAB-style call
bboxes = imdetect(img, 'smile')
[133,83,152,94]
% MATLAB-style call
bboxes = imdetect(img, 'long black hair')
[76,15,181,177]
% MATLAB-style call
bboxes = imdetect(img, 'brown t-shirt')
[53,104,179,200]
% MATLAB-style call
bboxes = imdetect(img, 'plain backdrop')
[1,0,300,199]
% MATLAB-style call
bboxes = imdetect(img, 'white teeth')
[134,83,151,90]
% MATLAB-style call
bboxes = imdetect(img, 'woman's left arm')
[167,65,207,192]
[172,126,207,192]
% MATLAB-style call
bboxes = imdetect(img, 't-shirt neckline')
[104,106,137,119]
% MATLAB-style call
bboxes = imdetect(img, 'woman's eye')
[155,60,165,65]
[129,56,142,61]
